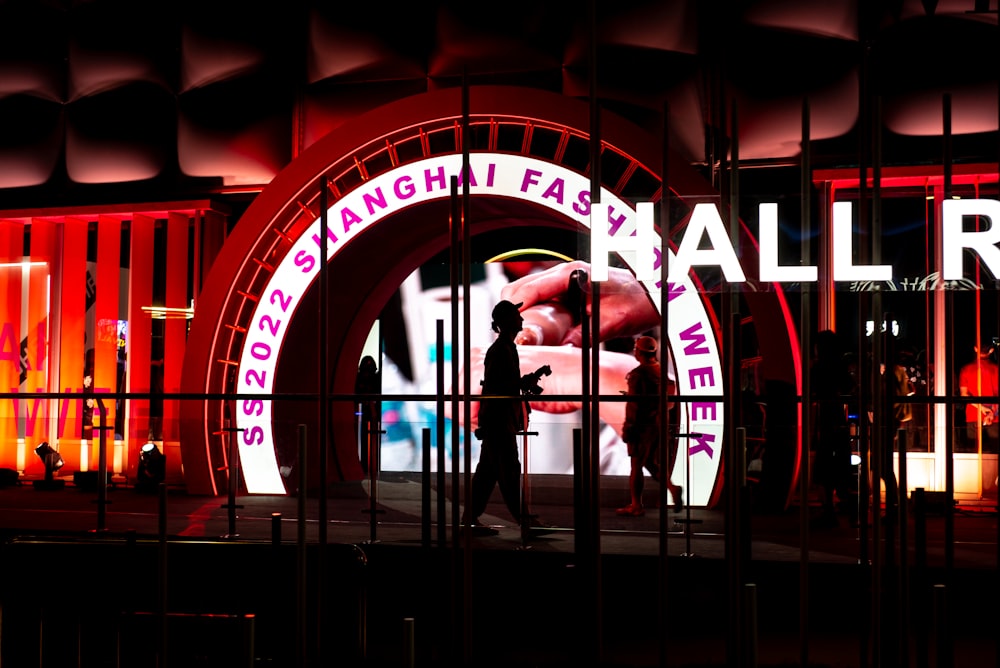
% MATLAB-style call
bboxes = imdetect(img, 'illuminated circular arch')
[180,86,801,503]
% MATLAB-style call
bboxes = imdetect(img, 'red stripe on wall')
[126,214,155,479]
[59,218,88,464]
[0,222,23,469]
[27,219,55,452]
[93,216,121,467]
[162,212,189,452]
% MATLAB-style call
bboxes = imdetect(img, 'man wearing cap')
[617,335,684,517]
[463,299,547,533]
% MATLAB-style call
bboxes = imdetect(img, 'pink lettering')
[395,175,416,199]
[679,322,711,355]
[362,188,388,215]
[607,206,627,236]
[541,178,565,205]
[688,431,716,457]
[520,169,542,193]
[340,207,362,232]
[0,322,16,368]
[691,402,718,421]
[424,166,447,192]
[688,367,716,389]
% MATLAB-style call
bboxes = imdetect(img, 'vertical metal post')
[942,94,955,581]
[857,15,874,667]
[296,425,307,668]
[436,320,446,547]
[914,488,928,668]
[448,173,464,668]
[366,417,383,544]
[518,430,538,548]
[157,482,168,668]
[586,0,602,660]
[449,175,461,542]
[573,427,586,554]
[403,617,415,668]
[933,584,951,668]
[799,96,813,668]
[658,98,671,668]
[96,397,109,533]
[318,177,329,547]
[421,428,431,548]
[221,420,244,539]
[271,513,281,546]
[744,583,758,668]
[898,428,910,668]
[461,72,474,668]
[871,300,884,668]
[227,431,239,538]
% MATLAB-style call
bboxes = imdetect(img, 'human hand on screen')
[446,345,636,433]
[500,260,660,347]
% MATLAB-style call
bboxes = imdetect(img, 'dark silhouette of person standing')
[616,335,683,516]
[463,299,549,533]
[810,330,856,528]
[355,355,380,475]
[959,340,999,454]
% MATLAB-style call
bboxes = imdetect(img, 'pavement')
[0,471,998,667]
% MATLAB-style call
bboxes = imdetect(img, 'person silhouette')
[616,335,683,517]
[810,330,856,528]
[462,299,550,534]
[355,355,380,475]
[959,339,999,454]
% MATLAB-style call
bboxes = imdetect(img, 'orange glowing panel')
[59,218,88,460]
[26,219,54,452]
[162,212,189,444]
[94,216,121,457]
[126,214,155,480]
[0,222,24,470]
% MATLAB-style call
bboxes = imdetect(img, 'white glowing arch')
[235,153,724,504]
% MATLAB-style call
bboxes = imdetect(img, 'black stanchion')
[403,617,415,668]
[422,428,431,548]
[362,421,387,544]
[897,429,909,668]
[933,584,952,668]
[572,428,587,555]
[913,488,929,668]
[744,583,758,668]
[271,512,282,546]
[517,430,538,549]
[157,482,168,668]
[296,424,307,668]
[674,432,702,557]
[436,320,446,547]
[93,397,112,533]
[216,420,245,539]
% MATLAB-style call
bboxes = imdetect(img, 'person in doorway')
[810,330,856,528]
[959,339,1000,454]
[354,355,380,475]
[616,335,683,517]
[462,299,550,534]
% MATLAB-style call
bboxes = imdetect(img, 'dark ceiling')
[0,0,997,213]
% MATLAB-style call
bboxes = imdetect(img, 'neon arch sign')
[235,152,725,505]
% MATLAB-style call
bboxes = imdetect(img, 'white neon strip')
[236,154,724,503]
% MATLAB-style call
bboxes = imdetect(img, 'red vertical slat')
[27,219,55,453]
[0,222,23,470]
[93,215,121,468]
[59,218,88,470]
[126,214,155,480]
[162,212,189,474]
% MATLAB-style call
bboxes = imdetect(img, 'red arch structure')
[180,86,801,498]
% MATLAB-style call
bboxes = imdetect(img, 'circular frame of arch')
[180,85,802,500]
